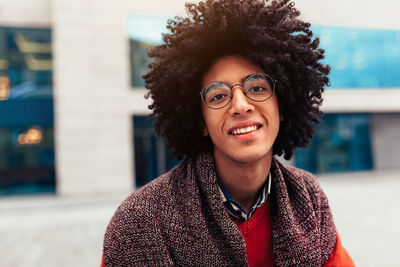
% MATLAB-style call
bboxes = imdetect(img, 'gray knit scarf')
[103,152,336,266]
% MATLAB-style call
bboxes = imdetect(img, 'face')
[201,55,281,165]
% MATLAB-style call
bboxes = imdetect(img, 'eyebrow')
[230,74,254,86]
[241,74,253,83]
[202,73,256,89]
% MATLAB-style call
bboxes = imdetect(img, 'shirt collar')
[217,172,271,221]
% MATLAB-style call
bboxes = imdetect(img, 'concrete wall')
[371,113,400,170]
[0,0,51,27]
[53,0,131,196]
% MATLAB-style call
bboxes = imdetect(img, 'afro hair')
[144,0,330,160]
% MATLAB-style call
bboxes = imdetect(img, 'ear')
[202,126,209,137]
[200,118,209,136]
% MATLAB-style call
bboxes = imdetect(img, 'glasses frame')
[200,73,276,109]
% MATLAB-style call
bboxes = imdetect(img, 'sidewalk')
[318,170,400,267]
[0,195,124,267]
[0,170,399,267]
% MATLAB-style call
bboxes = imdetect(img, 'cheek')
[202,108,224,138]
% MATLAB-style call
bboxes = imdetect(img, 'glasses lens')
[203,82,231,109]
[244,75,274,102]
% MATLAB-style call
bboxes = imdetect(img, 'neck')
[214,150,272,212]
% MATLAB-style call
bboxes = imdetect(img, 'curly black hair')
[144,0,329,160]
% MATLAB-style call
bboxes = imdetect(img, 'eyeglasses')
[200,73,275,109]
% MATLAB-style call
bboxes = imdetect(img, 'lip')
[228,121,263,136]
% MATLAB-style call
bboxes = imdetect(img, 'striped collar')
[217,173,271,222]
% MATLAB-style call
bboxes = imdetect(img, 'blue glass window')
[295,113,373,173]
[126,14,170,88]
[133,116,179,187]
[313,26,400,88]
[130,39,155,88]
[0,27,54,196]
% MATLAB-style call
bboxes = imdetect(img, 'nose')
[229,86,254,116]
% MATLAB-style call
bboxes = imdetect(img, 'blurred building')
[0,0,399,197]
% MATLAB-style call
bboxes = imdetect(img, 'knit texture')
[103,152,336,266]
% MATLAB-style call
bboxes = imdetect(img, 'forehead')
[202,55,264,86]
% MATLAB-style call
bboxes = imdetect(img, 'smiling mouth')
[230,125,262,135]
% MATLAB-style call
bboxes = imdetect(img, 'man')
[102,0,355,266]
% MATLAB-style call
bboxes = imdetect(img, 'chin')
[228,148,272,164]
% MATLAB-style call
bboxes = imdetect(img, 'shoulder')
[107,164,179,230]
[273,158,321,192]
[284,164,321,193]
[103,165,182,264]
[271,158,329,210]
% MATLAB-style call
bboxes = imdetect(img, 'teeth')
[231,125,258,135]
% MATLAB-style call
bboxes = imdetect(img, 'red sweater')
[232,201,355,267]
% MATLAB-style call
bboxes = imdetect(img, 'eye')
[204,83,230,104]
[210,93,229,102]
[248,86,267,93]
